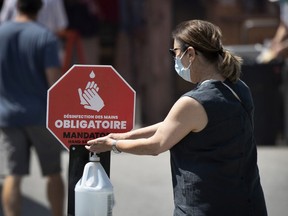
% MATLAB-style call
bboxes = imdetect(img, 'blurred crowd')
[0,1,287,216]
[0,0,285,125]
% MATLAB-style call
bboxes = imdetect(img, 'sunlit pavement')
[0,146,288,216]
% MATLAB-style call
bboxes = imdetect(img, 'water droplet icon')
[90,71,95,79]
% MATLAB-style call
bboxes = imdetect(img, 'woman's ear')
[187,46,197,58]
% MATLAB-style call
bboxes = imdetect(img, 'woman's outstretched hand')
[85,136,114,153]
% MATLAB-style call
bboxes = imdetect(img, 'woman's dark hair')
[17,0,43,16]
[172,20,242,83]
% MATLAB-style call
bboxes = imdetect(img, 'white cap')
[89,152,100,162]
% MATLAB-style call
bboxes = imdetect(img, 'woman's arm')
[86,96,208,155]
[108,122,162,140]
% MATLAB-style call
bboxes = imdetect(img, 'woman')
[85,20,267,216]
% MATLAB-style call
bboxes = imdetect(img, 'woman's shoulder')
[183,80,223,100]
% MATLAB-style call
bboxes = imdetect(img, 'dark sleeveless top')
[170,79,267,216]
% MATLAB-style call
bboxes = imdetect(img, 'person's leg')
[0,128,30,216]
[47,173,65,216]
[26,126,65,216]
[1,175,22,216]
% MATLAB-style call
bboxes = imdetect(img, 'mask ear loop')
[179,48,188,60]
[177,47,193,70]
[181,46,199,59]
[185,60,192,70]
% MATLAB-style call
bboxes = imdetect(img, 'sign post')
[47,65,136,216]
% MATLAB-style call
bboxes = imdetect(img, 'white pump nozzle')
[89,152,100,162]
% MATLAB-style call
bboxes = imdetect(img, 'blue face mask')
[174,50,192,82]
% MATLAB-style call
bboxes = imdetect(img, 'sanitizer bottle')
[75,152,114,216]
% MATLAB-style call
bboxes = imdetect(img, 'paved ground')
[0,146,288,216]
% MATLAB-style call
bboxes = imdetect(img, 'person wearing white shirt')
[0,0,68,33]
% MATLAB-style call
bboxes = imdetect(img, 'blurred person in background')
[0,0,64,216]
[64,0,102,64]
[258,0,288,62]
[258,0,288,146]
[0,0,68,35]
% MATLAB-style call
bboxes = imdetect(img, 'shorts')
[0,126,64,176]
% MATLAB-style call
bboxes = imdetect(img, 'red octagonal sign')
[47,65,136,151]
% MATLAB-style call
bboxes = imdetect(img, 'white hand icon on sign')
[78,81,104,112]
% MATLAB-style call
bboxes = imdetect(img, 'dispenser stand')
[67,145,111,216]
